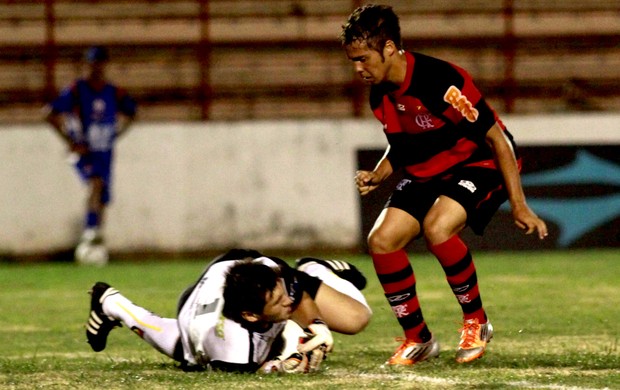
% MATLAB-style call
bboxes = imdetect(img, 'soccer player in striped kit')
[340,5,548,365]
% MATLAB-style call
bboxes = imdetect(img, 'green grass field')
[1,249,618,389]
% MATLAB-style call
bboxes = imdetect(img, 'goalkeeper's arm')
[291,292,334,353]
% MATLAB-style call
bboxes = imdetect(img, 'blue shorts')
[386,166,508,235]
[74,151,113,204]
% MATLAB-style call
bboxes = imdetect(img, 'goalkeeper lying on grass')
[85,249,372,373]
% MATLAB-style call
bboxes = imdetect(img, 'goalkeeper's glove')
[298,319,333,372]
[260,353,309,374]
[304,344,327,373]
[298,319,333,354]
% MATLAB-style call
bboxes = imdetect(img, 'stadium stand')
[0,0,619,122]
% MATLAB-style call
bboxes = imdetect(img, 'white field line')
[3,355,614,390]
[341,372,613,390]
[3,351,141,361]
[506,381,613,390]
[355,372,457,386]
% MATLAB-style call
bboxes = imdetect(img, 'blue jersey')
[50,79,137,152]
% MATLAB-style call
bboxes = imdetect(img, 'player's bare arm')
[486,123,548,239]
[43,108,70,145]
[290,291,334,353]
[115,113,135,139]
[355,148,394,195]
[44,108,89,155]
[290,291,324,329]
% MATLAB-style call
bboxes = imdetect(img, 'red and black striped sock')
[371,249,431,342]
[428,235,486,323]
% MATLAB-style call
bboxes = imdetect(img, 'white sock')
[102,293,180,358]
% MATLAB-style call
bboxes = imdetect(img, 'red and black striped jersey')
[370,51,515,181]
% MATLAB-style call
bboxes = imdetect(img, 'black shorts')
[386,167,508,235]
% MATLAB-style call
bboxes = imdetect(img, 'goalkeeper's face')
[260,278,294,323]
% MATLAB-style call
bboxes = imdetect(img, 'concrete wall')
[1,114,618,257]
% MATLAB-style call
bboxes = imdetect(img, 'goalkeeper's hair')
[222,260,280,324]
[339,4,403,53]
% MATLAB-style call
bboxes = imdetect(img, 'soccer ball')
[75,242,109,266]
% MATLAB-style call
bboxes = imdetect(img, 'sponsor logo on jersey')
[444,85,479,122]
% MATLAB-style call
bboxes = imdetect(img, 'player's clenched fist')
[355,170,380,196]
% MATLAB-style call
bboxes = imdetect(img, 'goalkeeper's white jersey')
[177,256,286,369]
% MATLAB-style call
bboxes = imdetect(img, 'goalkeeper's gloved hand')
[298,319,333,354]
[260,353,309,374]
[296,318,332,372]
[304,344,327,373]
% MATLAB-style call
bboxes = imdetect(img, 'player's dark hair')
[340,4,403,53]
[222,260,280,324]
[85,46,110,63]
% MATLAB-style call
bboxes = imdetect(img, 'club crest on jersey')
[444,86,479,122]
[415,113,435,129]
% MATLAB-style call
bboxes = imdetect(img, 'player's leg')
[423,196,484,320]
[296,257,367,290]
[367,177,443,365]
[297,261,371,335]
[368,207,439,364]
[423,168,505,363]
[424,197,493,363]
[369,207,427,341]
[86,282,181,359]
[76,152,111,244]
[83,176,105,240]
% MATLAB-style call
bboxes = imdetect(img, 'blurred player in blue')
[44,46,137,260]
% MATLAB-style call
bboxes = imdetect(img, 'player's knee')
[423,218,462,245]
[339,305,372,334]
[354,306,372,333]
[422,220,443,243]
[367,229,399,253]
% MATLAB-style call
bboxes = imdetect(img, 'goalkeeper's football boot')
[86,282,121,352]
[455,318,493,363]
[296,257,367,290]
[386,336,440,365]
